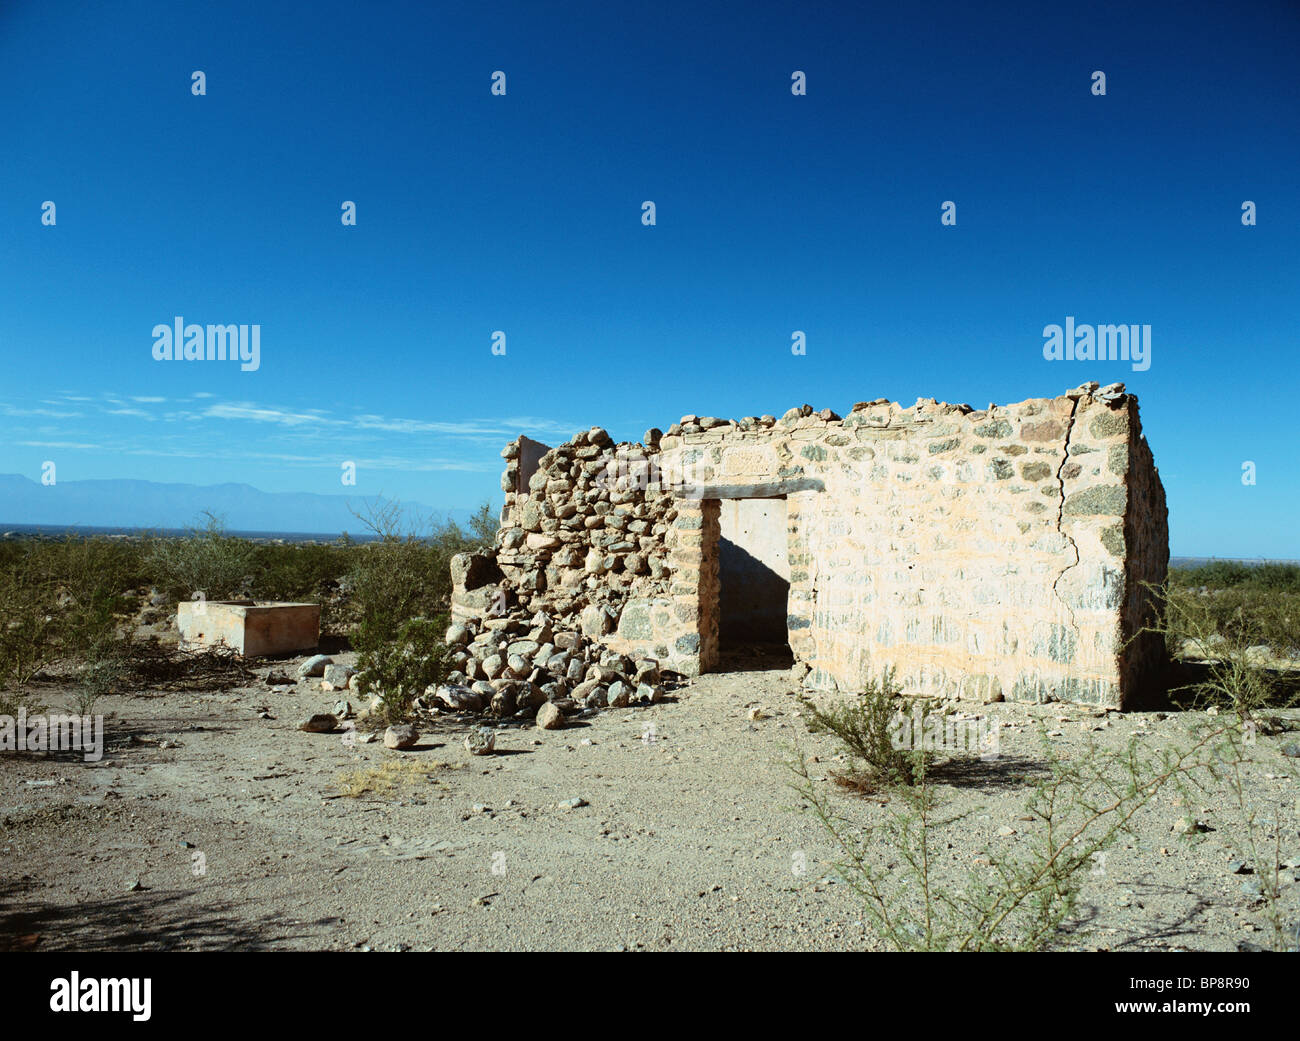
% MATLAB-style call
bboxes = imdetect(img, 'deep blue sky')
[1,0,1297,555]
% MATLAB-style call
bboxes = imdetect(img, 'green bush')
[345,498,495,646]
[793,722,1232,951]
[799,668,935,790]
[145,512,258,601]
[249,540,353,601]
[343,498,497,721]
[0,551,63,693]
[1166,561,1300,663]
[0,535,143,696]
[1149,583,1299,712]
[1162,584,1300,664]
[354,615,450,723]
[1170,560,1300,594]
[349,538,453,648]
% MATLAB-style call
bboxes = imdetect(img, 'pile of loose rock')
[287,628,671,742]
[436,608,668,729]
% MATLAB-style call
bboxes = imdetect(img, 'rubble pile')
[436,608,668,723]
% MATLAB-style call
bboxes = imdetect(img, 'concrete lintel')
[674,479,824,500]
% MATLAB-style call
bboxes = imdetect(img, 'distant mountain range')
[0,474,474,536]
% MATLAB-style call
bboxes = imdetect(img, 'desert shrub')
[1177,586,1300,661]
[797,589,1298,952]
[346,498,495,645]
[344,498,496,722]
[0,540,25,571]
[36,536,148,605]
[248,540,353,601]
[793,600,1300,950]
[248,538,356,632]
[0,536,142,696]
[349,538,452,648]
[1170,561,1300,657]
[1166,561,1300,661]
[1170,560,1300,593]
[64,622,139,714]
[799,668,934,789]
[459,501,500,550]
[0,688,44,719]
[793,722,1230,951]
[68,654,121,716]
[0,551,63,692]
[144,512,258,601]
[57,541,141,653]
[354,616,449,722]
[1154,583,1299,710]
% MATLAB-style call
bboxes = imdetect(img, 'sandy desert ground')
[3,644,1297,952]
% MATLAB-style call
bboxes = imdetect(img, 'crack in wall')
[1051,399,1081,633]
[804,505,824,671]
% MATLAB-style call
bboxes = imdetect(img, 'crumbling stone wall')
[1119,408,1170,705]
[450,380,1168,710]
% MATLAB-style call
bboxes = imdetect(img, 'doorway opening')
[716,496,792,671]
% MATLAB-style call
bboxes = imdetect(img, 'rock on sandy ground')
[1,649,1297,951]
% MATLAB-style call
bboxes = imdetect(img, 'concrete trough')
[177,600,320,657]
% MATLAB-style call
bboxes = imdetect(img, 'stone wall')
[1119,403,1170,705]
[450,380,1168,709]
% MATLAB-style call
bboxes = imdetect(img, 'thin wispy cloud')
[351,414,575,438]
[202,402,328,427]
[352,455,497,473]
[1,404,83,419]
[0,392,563,480]
[8,393,575,444]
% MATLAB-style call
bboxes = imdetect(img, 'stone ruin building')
[446,381,1168,712]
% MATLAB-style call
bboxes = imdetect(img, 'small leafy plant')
[354,616,450,723]
[798,668,935,790]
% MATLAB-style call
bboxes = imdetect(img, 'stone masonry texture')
[450,380,1168,710]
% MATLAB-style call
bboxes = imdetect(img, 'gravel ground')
[2,648,1297,952]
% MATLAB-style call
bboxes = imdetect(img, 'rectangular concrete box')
[177,601,320,657]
